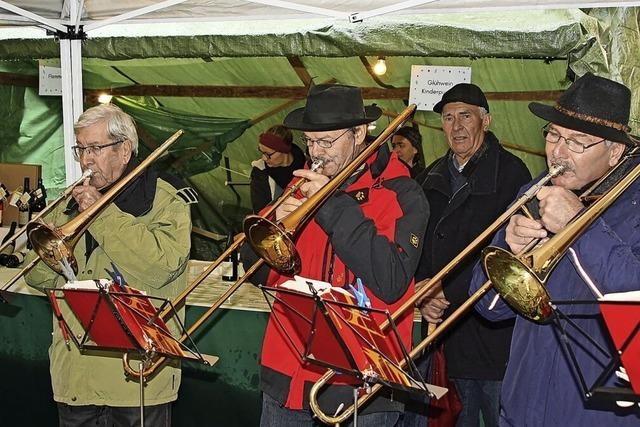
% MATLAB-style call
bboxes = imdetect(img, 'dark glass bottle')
[18,177,31,227]
[30,178,47,215]
[222,232,239,282]
[0,221,17,266]
[4,250,25,268]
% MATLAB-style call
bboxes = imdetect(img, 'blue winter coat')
[469,168,640,426]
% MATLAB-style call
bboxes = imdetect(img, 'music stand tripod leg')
[353,387,358,427]
[139,360,145,427]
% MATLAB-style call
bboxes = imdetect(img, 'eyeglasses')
[258,148,277,159]
[542,125,606,154]
[301,128,352,149]
[71,139,125,161]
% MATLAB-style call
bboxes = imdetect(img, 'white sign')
[409,66,471,111]
[39,65,62,96]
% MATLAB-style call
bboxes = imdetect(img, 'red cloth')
[259,132,291,153]
[428,344,463,427]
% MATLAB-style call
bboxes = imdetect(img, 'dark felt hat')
[433,83,490,114]
[284,84,382,131]
[529,73,635,146]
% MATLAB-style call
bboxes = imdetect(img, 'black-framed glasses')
[542,124,606,154]
[71,139,125,161]
[258,148,277,159]
[301,128,352,149]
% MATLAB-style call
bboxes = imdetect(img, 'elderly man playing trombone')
[469,73,640,426]
[242,84,429,426]
[24,104,195,427]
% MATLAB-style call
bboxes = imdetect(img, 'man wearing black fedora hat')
[242,84,430,426]
[405,83,530,427]
[470,73,640,426]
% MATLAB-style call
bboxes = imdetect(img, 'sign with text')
[39,65,62,96]
[409,66,471,111]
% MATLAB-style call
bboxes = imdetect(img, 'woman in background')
[391,126,425,178]
[250,124,306,213]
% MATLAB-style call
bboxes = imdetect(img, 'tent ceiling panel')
[0,1,639,26]
[0,10,594,59]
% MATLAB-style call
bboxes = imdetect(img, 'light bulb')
[373,57,387,76]
[97,93,113,104]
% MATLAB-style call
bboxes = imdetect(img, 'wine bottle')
[0,183,8,227]
[4,250,25,268]
[222,232,239,282]
[0,221,17,266]
[30,178,47,215]
[18,177,31,227]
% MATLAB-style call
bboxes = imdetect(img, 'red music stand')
[260,276,447,419]
[598,295,640,398]
[46,279,218,427]
[549,294,640,409]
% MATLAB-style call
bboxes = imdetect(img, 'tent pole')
[60,1,84,186]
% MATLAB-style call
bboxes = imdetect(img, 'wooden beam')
[0,72,38,87]
[287,56,313,87]
[85,85,564,101]
[136,125,161,150]
[192,226,226,241]
[0,70,563,102]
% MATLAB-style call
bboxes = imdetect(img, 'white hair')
[74,104,139,155]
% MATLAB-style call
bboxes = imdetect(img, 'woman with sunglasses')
[250,124,306,213]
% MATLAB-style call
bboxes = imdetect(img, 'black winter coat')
[415,132,531,380]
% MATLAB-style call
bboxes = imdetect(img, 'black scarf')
[63,157,158,261]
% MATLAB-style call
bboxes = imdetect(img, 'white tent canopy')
[1,0,640,28]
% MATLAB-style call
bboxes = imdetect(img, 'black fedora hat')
[529,73,635,146]
[284,84,382,131]
[433,83,490,114]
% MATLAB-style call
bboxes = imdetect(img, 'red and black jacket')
[243,145,429,415]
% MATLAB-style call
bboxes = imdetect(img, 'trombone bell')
[482,246,553,323]
[27,222,77,276]
[243,216,300,275]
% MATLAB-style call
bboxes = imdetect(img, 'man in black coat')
[412,84,531,427]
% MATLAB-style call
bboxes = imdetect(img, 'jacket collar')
[421,131,502,197]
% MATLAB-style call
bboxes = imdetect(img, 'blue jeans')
[260,392,400,427]
[57,402,171,427]
[452,378,501,427]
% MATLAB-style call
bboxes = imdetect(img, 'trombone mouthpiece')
[549,163,567,177]
[310,159,324,172]
[82,169,93,179]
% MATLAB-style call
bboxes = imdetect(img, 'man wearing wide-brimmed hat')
[242,84,430,426]
[470,73,640,426]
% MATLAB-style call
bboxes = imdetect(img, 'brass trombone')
[27,130,185,275]
[121,158,324,378]
[122,104,419,379]
[244,104,418,274]
[0,169,93,298]
[309,147,640,424]
[483,154,640,323]
[307,164,566,425]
